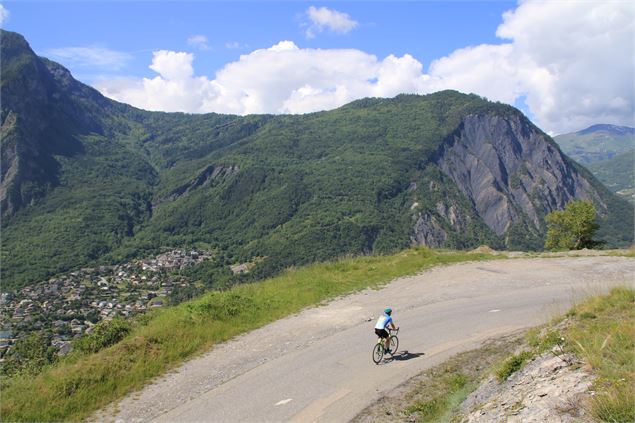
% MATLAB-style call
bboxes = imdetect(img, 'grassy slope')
[0,248,496,422]
[564,287,635,421]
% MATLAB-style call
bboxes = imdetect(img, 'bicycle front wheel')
[372,343,384,364]
[388,336,399,356]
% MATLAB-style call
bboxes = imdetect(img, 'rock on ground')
[461,352,594,423]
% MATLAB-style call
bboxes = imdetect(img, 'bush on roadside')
[1,332,57,377]
[495,351,533,382]
[186,292,256,320]
[74,318,132,354]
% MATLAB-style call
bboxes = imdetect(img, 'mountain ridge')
[1,29,632,290]
[576,124,634,136]
[554,122,634,202]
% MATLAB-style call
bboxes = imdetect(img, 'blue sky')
[3,1,512,80]
[1,1,633,134]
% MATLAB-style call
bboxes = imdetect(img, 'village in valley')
[0,249,212,360]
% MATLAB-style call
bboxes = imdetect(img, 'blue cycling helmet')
[384,307,392,315]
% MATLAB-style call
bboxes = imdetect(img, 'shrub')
[544,200,600,250]
[1,332,57,376]
[186,292,256,320]
[496,351,533,381]
[74,318,132,354]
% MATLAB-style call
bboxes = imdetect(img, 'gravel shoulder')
[95,254,634,423]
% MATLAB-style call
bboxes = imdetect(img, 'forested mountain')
[1,30,632,291]
[554,125,634,203]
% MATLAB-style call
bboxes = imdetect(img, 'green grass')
[0,248,496,422]
[494,350,533,382]
[564,287,635,422]
[404,373,474,421]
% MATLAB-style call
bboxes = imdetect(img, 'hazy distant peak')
[577,124,635,136]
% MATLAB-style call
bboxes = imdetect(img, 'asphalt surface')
[104,256,634,423]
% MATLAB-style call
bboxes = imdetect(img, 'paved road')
[106,256,634,423]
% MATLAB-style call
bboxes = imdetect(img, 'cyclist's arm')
[389,322,397,330]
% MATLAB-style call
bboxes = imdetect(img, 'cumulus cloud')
[497,0,633,133]
[97,41,426,115]
[187,35,209,50]
[95,0,633,134]
[424,1,634,133]
[305,6,358,38]
[47,46,132,70]
[0,4,9,26]
[97,51,210,112]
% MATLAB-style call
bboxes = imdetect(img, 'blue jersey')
[374,313,392,330]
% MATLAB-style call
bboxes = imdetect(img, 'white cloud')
[47,46,132,70]
[0,4,9,26]
[149,50,194,80]
[305,6,358,38]
[97,51,208,113]
[497,0,634,133]
[95,1,634,134]
[187,35,209,50]
[96,41,426,115]
[422,1,634,133]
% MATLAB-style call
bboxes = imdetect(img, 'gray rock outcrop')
[412,113,606,247]
[461,352,594,422]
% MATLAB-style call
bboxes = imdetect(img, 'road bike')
[372,328,399,364]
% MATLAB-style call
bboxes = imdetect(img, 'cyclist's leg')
[375,328,388,350]
[382,330,390,351]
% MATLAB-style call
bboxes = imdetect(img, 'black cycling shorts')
[375,328,389,339]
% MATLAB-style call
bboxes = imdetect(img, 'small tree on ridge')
[544,200,600,250]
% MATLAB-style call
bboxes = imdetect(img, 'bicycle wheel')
[388,335,399,356]
[372,343,384,364]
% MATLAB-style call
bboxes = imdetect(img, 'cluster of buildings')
[0,249,211,360]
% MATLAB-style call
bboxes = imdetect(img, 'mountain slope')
[554,124,634,164]
[1,30,632,290]
[588,149,635,201]
[554,124,635,203]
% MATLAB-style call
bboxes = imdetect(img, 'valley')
[1,30,633,295]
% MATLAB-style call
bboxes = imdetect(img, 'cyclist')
[374,307,397,353]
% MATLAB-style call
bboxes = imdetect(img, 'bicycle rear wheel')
[372,343,384,364]
[388,335,399,356]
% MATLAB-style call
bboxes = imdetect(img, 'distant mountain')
[554,124,635,202]
[588,150,635,203]
[554,124,634,164]
[1,30,633,290]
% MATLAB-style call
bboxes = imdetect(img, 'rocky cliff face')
[0,32,78,218]
[411,113,606,248]
[0,31,137,220]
